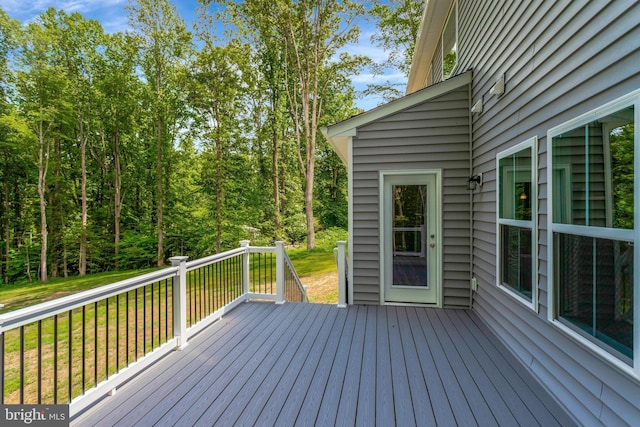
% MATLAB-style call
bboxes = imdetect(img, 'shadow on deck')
[72,302,576,426]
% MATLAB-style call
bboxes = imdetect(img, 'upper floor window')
[549,90,638,372]
[497,138,537,309]
[442,2,457,79]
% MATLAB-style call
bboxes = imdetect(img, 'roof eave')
[407,0,455,94]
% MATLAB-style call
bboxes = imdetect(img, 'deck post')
[169,256,189,350]
[240,240,250,298]
[275,241,286,304]
[337,241,347,308]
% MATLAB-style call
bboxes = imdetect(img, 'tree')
[94,32,142,268]
[366,0,424,101]
[220,0,366,250]
[189,38,251,252]
[17,10,73,282]
[55,11,105,276]
[126,0,192,266]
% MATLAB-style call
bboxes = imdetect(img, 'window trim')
[441,0,458,80]
[547,89,640,378]
[496,137,538,311]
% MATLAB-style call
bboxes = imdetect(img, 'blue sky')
[2,0,406,110]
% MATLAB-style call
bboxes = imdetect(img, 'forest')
[0,0,422,285]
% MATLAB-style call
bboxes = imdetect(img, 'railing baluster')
[82,306,86,394]
[106,298,110,379]
[37,320,42,404]
[135,288,139,360]
[54,315,58,404]
[68,312,72,403]
[165,279,169,341]
[116,294,120,371]
[125,292,129,366]
[157,281,161,346]
[0,332,3,405]
[19,326,24,404]
[143,285,146,355]
[0,245,306,409]
[94,302,98,388]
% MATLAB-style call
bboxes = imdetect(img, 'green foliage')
[610,123,634,230]
[367,0,424,102]
[116,232,158,270]
[0,2,357,286]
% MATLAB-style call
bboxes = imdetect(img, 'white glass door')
[382,172,440,304]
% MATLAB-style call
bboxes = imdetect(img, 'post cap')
[168,256,189,266]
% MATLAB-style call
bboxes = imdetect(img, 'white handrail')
[0,267,179,332]
[0,240,308,414]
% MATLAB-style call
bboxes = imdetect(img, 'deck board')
[72,303,577,427]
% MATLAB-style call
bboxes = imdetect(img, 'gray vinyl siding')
[435,0,640,424]
[351,85,471,308]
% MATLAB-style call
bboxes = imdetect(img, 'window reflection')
[552,107,634,229]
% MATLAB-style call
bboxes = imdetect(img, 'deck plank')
[375,306,396,427]
[293,306,354,426]
[405,307,457,425]
[209,304,325,425]
[424,309,498,425]
[442,309,542,425]
[250,304,333,426]
[387,307,417,426]
[273,307,346,426]
[395,307,436,425]
[71,303,577,427]
[355,306,377,427]
[463,309,578,426]
[415,307,479,426]
[159,302,310,426]
[77,301,274,427]
[334,305,367,426]
[314,304,359,426]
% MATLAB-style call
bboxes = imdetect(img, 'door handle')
[429,243,435,248]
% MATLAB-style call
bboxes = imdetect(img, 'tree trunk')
[272,129,280,236]
[79,125,87,276]
[37,112,49,283]
[156,113,164,267]
[3,179,9,284]
[114,131,122,269]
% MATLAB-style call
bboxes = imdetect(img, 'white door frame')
[379,169,443,306]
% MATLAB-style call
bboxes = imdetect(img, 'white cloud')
[4,0,128,26]
[351,71,406,85]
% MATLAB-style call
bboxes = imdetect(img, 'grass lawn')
[0,269,158,314]
[0,242,343,314]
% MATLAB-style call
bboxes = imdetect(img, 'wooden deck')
[72,302,576,426]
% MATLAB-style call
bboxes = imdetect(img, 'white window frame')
[547,89,640,378]
[496,137,538,311]
[442,0,458,80]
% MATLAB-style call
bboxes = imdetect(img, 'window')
[549,91,638,372]
[442,2,457,79]
[497,138,537,308]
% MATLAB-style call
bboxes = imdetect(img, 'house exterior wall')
[427,0,640,424]
[350,85,471,307]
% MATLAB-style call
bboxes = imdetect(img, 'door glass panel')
[392,184,427,287]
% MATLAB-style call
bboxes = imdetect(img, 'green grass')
[287,247,338,276]
[0,269,158,314]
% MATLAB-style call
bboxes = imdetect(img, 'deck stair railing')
[0,241,306,416]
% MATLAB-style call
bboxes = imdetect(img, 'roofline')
[406,0,455,94]
[325,70,472,166]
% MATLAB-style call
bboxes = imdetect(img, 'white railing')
[334,241,348,308]
[0,241,306,416]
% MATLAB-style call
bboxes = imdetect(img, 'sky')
[2,0,408,111]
